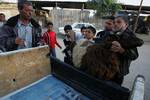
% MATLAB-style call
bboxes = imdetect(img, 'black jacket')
[0,15,42,52]
[95,30,113,43]
[116,28,143,76]
[96,28,144,76]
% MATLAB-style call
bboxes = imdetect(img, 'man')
[111,16,143,85]
[62,25,76,65]
[0,1,41,52]
[0,13,6,28]
[96,16,114,42]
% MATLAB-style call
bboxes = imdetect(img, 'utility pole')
[133,0,144,33]
[80,3,85,22]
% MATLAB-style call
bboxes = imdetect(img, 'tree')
[87,0,122,17]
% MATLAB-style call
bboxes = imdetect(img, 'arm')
[56,41,61,49]
[54,33,62,49]
[0,25,18,51]
[121,48,138,60]
[111,41,139,60]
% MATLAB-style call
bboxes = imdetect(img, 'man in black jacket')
[111,16,144,85]
[0,1,42,52]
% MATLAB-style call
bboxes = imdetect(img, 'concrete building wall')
[48,8,90,32]
[0,3,19,20]
[0,3,103,32]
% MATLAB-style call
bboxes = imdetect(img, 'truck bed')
[1,56,130,100]
[1,46,144,100]
[1,75,90,100]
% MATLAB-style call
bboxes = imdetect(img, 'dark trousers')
[51,48,56,57]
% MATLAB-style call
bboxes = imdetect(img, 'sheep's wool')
[73,40,93,68]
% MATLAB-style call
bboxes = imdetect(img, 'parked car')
[58,22,95,35]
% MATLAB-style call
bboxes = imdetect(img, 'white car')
[58,22,95,35]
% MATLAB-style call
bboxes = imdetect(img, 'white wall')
[118,0,150,6]
[1,0,17,3]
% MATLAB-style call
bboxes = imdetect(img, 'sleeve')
[121,48,139,60]
[55,33,61,48]
[42,32,48,44]
[96,31,101,37]
[0,25,17,51]
[96,31,104,38]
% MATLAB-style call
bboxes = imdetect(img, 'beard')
[24,15,32,20]
[20,12,32,21]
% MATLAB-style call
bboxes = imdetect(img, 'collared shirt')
[0,21,5,28]
[17,20,32,49]
[75,32,85,41]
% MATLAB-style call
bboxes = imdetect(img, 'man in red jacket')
[42,22,62,57]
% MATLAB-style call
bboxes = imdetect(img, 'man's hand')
[15,37,25,45]
[111,41,125,54]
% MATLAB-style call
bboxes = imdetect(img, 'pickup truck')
[0,46,145,100]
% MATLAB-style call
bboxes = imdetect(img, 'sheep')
[72,33,144,80]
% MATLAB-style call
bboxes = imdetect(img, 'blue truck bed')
[1,75,90,100]
[1,56,130,100]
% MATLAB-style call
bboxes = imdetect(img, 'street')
[123,42,150,100]
[55,35,150,100]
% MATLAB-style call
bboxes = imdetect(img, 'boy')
[72,26,96,67]
[85,26,96,41]
[42,22,62,57]
[62,25,76,65]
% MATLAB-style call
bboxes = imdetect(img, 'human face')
[81,29,86,36]
[65,29,70,34]
[104,19,114,31]
[47,25,53,32]
[114,17,128,32]
[20,4,33,20]
[0,15,5,21]
[85,29,94,40]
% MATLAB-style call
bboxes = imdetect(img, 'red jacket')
[42,31,61,49]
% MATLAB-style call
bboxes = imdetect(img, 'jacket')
[117,28,144,76]
[95,30,113,43]
[0,15,42,52]
[42,31,61,49]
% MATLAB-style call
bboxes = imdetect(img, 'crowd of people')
[0,1,144,85]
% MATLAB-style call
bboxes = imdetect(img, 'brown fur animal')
[80,43,120,80]
[73,33,143,81]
